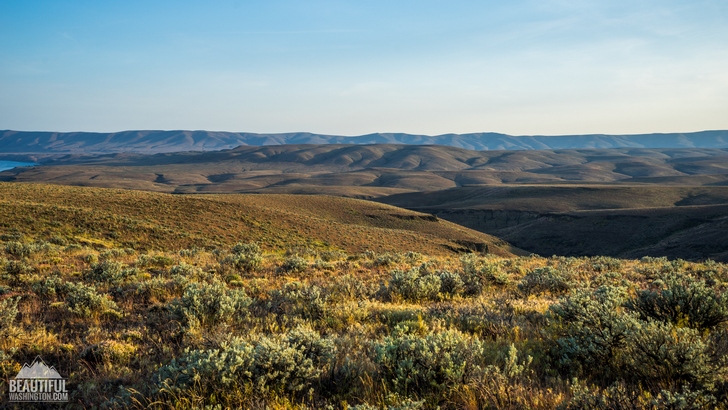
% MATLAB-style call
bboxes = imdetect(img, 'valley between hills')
[2,142,728,261]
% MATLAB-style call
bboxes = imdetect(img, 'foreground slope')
[1,206,726,408]
[0,182,519,256]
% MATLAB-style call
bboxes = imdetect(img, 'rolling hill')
[0,182,520,257]
[3,143,728,261]
[2,145,728,196]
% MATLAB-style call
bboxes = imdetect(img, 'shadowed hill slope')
[0,182,519,256]
[491,204,728,262]
[378,185,728,212]
[376,185,728,261]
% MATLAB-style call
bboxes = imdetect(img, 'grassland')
[0,183,518,257]
[1,183,727,408]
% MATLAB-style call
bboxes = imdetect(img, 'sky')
[1,0,727,136]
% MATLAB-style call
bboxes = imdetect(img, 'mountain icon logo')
[8,356,68,402]
[14,356,63,379]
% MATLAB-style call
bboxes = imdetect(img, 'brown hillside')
[0,182,519,256]
[3,146,728,196]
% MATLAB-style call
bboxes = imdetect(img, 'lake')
[0,161,36,172]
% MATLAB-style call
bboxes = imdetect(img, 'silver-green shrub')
[154,338,256,397]
[32,275,66,300]
[224,242,263,273]
[348,396,426,410]
[563,381,717,410]
[170,281,252,330]
[326,274,374,302]
[251,329,334,394]
[519,266,574,297]
[374,327,483,398]
[169,262,201,278]
[280,255,308,273]
[232,242,260,255]
[85,260,137,285]
[624,320,716,390]
[651,385,717,409]
[4,241,49,258]
[268,281,327,320]
[388,268,441,302]
[562,381,644,410]
[438,270,464,298]
[460,255,508,296]
[549,285,637,376]
[64,282,120,318]
[629,272,728,331]
[470,344,534,409]
[590,256,623,272]
[136,254,176,268]
[4,260,30,276]
[0,296,20,335]
[154,326,335,400]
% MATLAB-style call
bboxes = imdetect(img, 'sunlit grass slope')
[0,182,519,257]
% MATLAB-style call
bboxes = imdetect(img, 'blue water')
[0,161,36,172]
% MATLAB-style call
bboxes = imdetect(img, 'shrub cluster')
[388,260,510,301]
[4,241,51,259]
[550,271,728,402]
[388,268,441,302]
[629,271,728,330]
[85,260,138,285]
[3,231,728,409]
[64,282,121,318]
[169,280,252,330]
[0,296,20,335]
[279,255,308,273]
[267,281,328,321]
[222,242,263,273]
[518,266,574,296]
[460,255,509,295]
[374,327,483,398]
[154,326,335,402]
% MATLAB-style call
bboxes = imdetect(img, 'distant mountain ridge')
[2,129,727,154]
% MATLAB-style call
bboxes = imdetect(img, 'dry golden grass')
[0,182,519,257]
[0,182,727,408]
[0,234,724,408]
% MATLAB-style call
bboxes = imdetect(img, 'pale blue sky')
[1,0,726,135]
